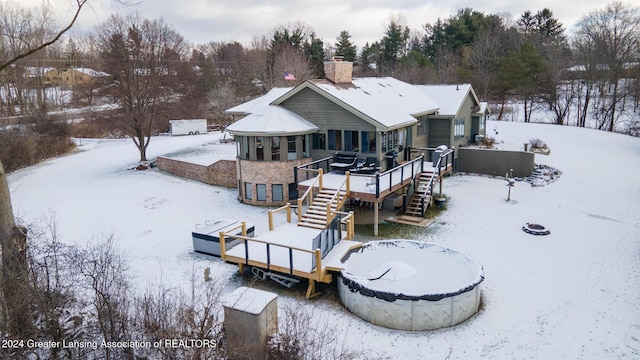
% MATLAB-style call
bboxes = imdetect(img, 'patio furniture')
[330,152,358,173]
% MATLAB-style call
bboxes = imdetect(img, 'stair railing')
[297,168,323,223]
[322,172,351,226]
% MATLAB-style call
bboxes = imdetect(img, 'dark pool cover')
[339,241,484,303]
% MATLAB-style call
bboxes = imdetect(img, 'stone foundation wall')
[237,158,310,206]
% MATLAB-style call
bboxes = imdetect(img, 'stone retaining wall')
[157,157,237,188]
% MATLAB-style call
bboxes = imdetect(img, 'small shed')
[223,287,278,353]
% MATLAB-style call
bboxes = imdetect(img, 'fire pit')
[522,223,550,236]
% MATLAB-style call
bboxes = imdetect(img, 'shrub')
[529,138,548,150]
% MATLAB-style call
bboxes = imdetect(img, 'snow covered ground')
[7,122,640,359]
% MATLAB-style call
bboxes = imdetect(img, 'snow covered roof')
[225,105,319,136]
[226,88,319,136]
[417,84,479,115]
[63,67,110,77]
[273,77,439,131]
[226,87,292,115]
[223,286,277,314]
[23,67,57,77]
[416,84,479,116]
[476,102,491,115]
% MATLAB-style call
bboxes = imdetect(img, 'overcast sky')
[26,0,635,49]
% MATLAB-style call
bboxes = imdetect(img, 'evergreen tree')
[303,33,325,77]
[335,30,357,62]
[381,16,410,72]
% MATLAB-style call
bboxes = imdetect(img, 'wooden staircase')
[298,189,348,229]
[404,171,436,217]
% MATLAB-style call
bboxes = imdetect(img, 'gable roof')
[272,77,439,131]
[416,84,479,116]
[226,87,319,136]
[62,67,110,78]
[226,87,292,116]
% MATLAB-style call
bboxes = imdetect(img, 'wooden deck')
[298,163,453,203]
[219,201,359,298]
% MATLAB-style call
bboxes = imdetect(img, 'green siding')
[282,88,377,160]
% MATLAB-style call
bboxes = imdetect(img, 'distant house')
[225,59,489,206]
[22,67,60,86]
[58,67,110,87]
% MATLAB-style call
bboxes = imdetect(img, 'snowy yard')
[8,121,640,359]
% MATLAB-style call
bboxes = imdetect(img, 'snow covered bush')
[529,138,548,150]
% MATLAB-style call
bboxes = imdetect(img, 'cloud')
[19,0,640,48]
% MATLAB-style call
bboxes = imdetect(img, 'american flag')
[284,72,296,81]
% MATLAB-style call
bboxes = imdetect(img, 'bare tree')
[573,2,640,131]
[96,13,193,161]
[260,40,315,88]
[72,234,134,360]
[469,29,502,100]
[538,44,578,125]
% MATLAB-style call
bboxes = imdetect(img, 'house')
[415,84,490,148]
[225,59,489,206]
[22,67,60,86]
[58,67,110,87]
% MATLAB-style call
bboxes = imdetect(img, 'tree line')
[1,1,639,165]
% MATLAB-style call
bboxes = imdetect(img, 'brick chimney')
[324,57,353,84]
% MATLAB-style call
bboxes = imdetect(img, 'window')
[271,137,280,160]
[480,117,485,131]
[382,130,402,151]
[288,183,298,201]
[287,136,297,160]
[312,133,325,150]
[238,137,249,159]
[255,137,264,160]
[455,118,465,138]
[381,132,387,152]
[272,184,284,202]
[244,182,252,200]
[256,184,266,201]
[361,131,376,153]
[344,130,359,152]
[303,134,309,157]
[328,130,342,151]
[418,116,428,135]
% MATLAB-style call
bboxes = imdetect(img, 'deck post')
[345,171,351,195]
[306,279,316,299]
[318,168,323,190]
[268,211,274,231]
[219,231,227,259]
[242,221,247,236]
[297,198,303,223]
[286,203,291,223]
[373,200,379,236]
[314,249,322,279]
[349,211,355,239]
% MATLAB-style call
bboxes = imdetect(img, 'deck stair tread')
[298,187,347,229]
[404,171,437,217]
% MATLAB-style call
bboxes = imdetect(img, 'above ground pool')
[338,240,484,331]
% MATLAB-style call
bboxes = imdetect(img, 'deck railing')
[220,230,323,280]
[405,147,455,216]
[322,172,350,226]
[296,168,323,223]
[349,155,424,198]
